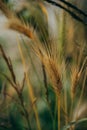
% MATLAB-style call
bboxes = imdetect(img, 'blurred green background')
[0,0,87,130]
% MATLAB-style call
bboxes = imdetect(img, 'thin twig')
[42,64,49,102]
[0,44,16,83]
[3,92,19,104]
[21,72,26,92]
[0,72,17,90]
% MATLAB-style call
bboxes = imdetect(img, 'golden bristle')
[71,67,80,99]
[39,2,48,20]
[71,44,86,99]
[43,57,62,94]
[8,19,34,39]
[0,0,34,39]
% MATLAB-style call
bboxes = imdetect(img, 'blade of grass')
[75,68,87,120]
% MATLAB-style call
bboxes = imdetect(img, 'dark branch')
[44,0,87,25]
[58,0,87,17]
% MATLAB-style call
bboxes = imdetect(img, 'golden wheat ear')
[31,35,63,95]
[8,19,34,39]
[0,0,34,39]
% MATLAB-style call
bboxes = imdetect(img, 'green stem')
[54,94,58,130]
[64,88,68,125]
[58,94,60,130]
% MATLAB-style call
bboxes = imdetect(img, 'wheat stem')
[70,98,74,121]
[58,94,60,130]
[64,88,68,125]
[18,39,41,130]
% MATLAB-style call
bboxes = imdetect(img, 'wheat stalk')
[30,34,63,130]
[0,1,63,129]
